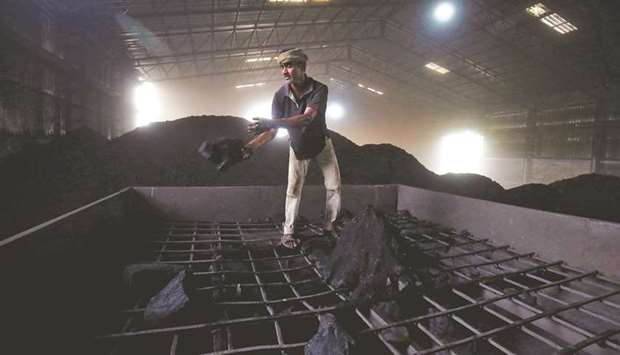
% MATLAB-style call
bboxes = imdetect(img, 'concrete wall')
[132,184,620,279]
[397,185,620,279]
[0,187,158,354]
[132,185,398,221]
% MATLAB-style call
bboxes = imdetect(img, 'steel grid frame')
[134,19,384,80]
[117,0,402,80]
[77,0,619,114]
[118,0,411,18]
[93,211,620,354]
[466,0,603,103]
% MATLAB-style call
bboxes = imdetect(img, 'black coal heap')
[1,115,619,237]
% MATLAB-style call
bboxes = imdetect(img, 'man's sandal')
[279,234,300,249]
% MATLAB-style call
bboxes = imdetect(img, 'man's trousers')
[283,138,341,235]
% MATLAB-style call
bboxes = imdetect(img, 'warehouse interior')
[2,1,620,354]
[2,0,620,186]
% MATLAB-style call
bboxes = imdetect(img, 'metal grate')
[94,212,620,354]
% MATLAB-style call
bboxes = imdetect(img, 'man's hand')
[241,146,253,160]
[248,117,277,134]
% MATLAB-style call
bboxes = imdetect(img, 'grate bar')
[438,244,510,260]
[97,304,350,340]
[216,288,344,306]
[300,251,403,355]
[454,264,620,351]
[390,217,617,353]
[152,249,306,261]
[415,288,620,355]
[386,215,620,353]
[361,271,598,334]
[418,225,620,314]
[444,252,535,272]
[96,214,620,354]
[195,277,323,291]
[455,260,564,288]
[272,248,317,312]
[557,328,620,354]
[155,253,307,264]
[199,342,306,355]
[191,263,314,275]
[152,238,281,244]
[244,240,286,354]
[419,238,490,252]
[450,243,620,326]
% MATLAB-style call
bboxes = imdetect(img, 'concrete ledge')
[397,185,620,279]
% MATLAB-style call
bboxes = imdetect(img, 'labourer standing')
[244,48,342,249]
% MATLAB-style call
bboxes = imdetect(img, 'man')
[245,48,342,248]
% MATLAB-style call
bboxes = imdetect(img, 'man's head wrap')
[277,48,308,65]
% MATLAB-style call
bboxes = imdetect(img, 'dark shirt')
[272,77,328,160]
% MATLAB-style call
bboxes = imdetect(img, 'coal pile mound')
[437,173,504,201]
[501,183,561,211]
[500,174,620,223]
[0,115,442,237]
[2,115,620,237]
[550,174,620,222]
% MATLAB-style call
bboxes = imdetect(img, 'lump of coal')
[301,237,335,278]
[144,270,190,325]
[197,138,245,171]
[122,263,184,297]
[304,313,354,355]
[144,270,216,326]
[326,206,400,305]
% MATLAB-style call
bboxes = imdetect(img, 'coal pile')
[501,174,620,222]
[437,173,504,201]
[501,183,562,211]
[0,115,439,237]
[1,115,620,238]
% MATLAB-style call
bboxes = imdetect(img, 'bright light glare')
[244,102,288,139]
[438,131,484,174]
[235,82,266,89]
[134,82,161,127]
[526,3,549,18]
[326,103,344,120]
[425,62,450,74]
[434,2,455,23]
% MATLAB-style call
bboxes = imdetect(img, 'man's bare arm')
[244,129,277,154]
[248,106,318,134]
[275,106,318,128]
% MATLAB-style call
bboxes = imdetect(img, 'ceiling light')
[526,3,549,18]
[269,0,329,3]
[235,82,266,89]
[425,62,450,74]
[433,2,455,23]
[367,87,384,95]
[356,83,385,95]
[526,3,578,35]
[246,57,273,63]
[540,13,578,34]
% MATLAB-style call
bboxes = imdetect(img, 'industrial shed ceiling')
[85,0,620,113]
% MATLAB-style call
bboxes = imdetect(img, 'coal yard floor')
[93,213,620,355]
